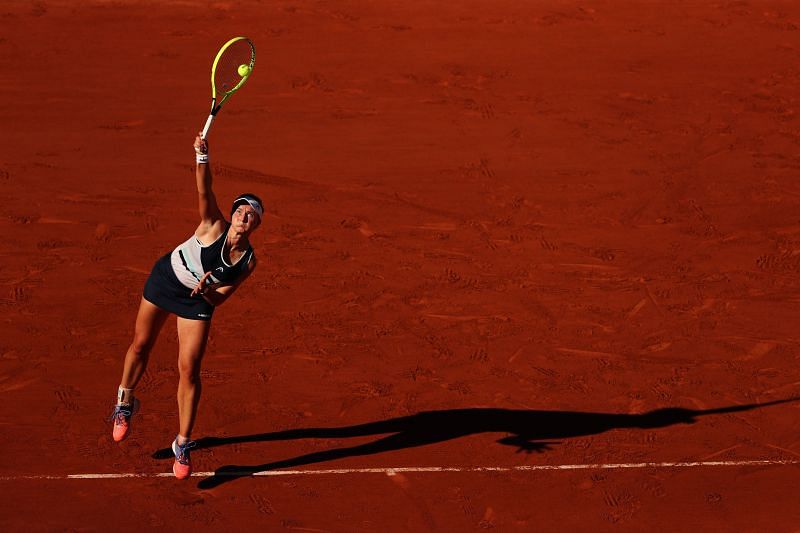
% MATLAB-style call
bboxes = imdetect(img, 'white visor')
[233,196,263,220]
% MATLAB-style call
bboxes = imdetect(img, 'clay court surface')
[3,0,800,530]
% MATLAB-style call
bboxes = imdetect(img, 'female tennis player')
[109,134,262,479]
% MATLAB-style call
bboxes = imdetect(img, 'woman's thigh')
[176,317,212,374]
[133,297,170,349]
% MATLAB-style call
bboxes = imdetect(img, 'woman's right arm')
[194,134,225,233]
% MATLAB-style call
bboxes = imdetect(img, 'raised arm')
[194,133,225,230]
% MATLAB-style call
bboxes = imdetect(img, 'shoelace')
[107,405,132,423]
[175,441,197,465]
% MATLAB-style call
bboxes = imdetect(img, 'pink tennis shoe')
[172,438,197,480]
[109,398,139,442]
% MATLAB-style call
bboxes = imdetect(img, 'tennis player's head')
[230,193,264,232]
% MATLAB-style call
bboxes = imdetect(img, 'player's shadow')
[150,398,794,489]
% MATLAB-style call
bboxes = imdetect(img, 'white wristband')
[196,153,209,164]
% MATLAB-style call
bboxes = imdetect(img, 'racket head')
[210,36,256,102]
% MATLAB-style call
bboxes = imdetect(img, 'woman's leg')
[112,298,169,442]
[171,316,210,479]
[175,316,211,441]
[119,298,170,392]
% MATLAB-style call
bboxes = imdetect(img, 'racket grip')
[201,114,215,139]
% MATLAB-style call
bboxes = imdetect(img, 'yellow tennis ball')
[238,64,251,77]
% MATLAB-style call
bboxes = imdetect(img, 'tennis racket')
[200,36,256,139]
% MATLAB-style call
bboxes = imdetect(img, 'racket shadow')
[148,398,795,489]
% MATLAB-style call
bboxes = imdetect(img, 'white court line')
[1,459,799,480]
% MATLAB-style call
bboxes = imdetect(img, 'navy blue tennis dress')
[143,223,254,320]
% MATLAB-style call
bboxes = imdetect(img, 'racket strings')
[215,40,253,94]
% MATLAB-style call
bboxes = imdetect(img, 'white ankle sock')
[117,386,134,406]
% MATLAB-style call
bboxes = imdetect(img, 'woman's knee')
[131,330,159,356]
[178,357,202,382]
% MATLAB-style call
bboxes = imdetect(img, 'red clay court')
[2,1,800,530]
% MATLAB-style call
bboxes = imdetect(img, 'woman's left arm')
[193,256,258,307]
